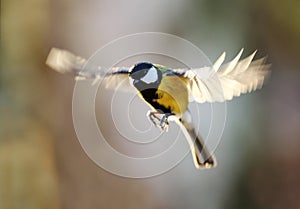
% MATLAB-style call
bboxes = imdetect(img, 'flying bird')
[46,48,270,169]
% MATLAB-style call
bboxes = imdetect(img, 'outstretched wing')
[176,49,271,103]
[46,48,135,92]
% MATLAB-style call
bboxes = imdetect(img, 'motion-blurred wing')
[46,48,135,92]
[178,49,271,103]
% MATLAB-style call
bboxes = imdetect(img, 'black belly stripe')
[140,88,172,114]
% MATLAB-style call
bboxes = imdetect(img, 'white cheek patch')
[140,67,158,84]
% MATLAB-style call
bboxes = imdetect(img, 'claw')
[147,111,161,129]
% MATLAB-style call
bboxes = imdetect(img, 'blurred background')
[1,0,300,209]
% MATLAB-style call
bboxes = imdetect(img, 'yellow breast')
[155,76,189,115]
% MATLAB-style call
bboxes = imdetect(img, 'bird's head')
[130,62,161,88]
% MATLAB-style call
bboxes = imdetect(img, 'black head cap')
[130,62,154,79]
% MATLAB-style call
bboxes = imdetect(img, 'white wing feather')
[184,49,270,103]
[46,48,135,92]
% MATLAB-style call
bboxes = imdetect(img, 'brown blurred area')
[1,0,160,208]
[1,0,300,209]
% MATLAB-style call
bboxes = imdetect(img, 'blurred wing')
[177,49,271,103]
[46,48,136,92]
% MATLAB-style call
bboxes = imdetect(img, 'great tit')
[46,48,270,169]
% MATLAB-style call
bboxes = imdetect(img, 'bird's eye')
[131,70,146,79]
[130,62,154,79]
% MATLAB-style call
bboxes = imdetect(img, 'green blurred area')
[1,0,300,209]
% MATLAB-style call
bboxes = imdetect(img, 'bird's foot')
[147,111,170,132]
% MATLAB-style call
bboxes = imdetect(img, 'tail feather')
[176,111,217,169]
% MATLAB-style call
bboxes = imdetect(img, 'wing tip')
[252,49,258,58]
[46,47,75,73]
[213,51,226,71]
[45,48,62,70]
